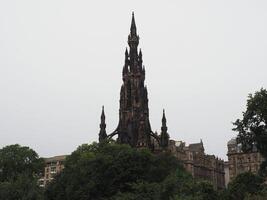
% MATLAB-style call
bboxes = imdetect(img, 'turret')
[138,49,143,71]
[125,47,129,62]
[139,49,142,62]
[142,65,146,76]
[123,48,129,76]
[139,48,142,57]
[99,106,107,142]
[160,109,170,148]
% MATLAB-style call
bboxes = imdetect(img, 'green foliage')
[0,144,45,200]
[244,187,267,200]
[0,144,45,181]
[45,142,182,200]
[44,142,220,200]
[222,172,264,200]
[0,174,44,200]
[233,88,267,175]
[173,179,218,200]
[111,181,162,200]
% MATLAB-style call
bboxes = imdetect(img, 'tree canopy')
[223,172,264,200]
[233,88,267,175]
[44,142,218,200]
[2,142,267,200]
[0,144,44,181]
[0,144,45,200]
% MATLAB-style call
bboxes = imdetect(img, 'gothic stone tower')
[116,12,152,148]
[99,13,169,150]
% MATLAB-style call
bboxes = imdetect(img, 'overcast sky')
[1,0,267,160]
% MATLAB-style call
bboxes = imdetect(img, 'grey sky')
[1,0,267,160]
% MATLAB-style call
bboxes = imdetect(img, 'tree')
[45,142,220,200]
[233,88,267,175]
[0,174,44,200]
[223,172,264,200]
[110,181,162,200]
[44,142,187,200]
[0,144,45,200]
[0,144,44,181]
[244,187,267,200]
[173,179,218,200]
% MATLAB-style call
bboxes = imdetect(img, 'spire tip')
[130,12,136,32]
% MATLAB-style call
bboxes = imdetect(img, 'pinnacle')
[139,48,142,56]
[162,109,166,124]
[101,106,105,118]
[130,12,136,34]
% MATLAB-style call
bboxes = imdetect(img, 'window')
[50,166,56,174]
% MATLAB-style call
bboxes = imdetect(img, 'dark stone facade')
[99,13,169,150]
[169,140,225,190]
[227,137,264,182]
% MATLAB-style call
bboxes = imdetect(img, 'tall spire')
[99,106,107,142]
[101,106,105,121]
[161,109,167,132]
[130,12,137,36]
[97,13,171,151]
[128,12,139,64]
[160,109,169,148]
[116,12,152,148]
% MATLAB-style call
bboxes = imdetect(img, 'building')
[227,137,264,181]
[96,13,225,189]
[224,161,230,187]
[39,155,67,187]
[169,140,225,189]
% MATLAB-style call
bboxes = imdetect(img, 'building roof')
[44,155,67,163]
[227,137,237,145]
[188,142,204,152]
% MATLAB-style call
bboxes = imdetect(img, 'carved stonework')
[98,13,163,150]
[116,13,152,148]
[227,137,265,181]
